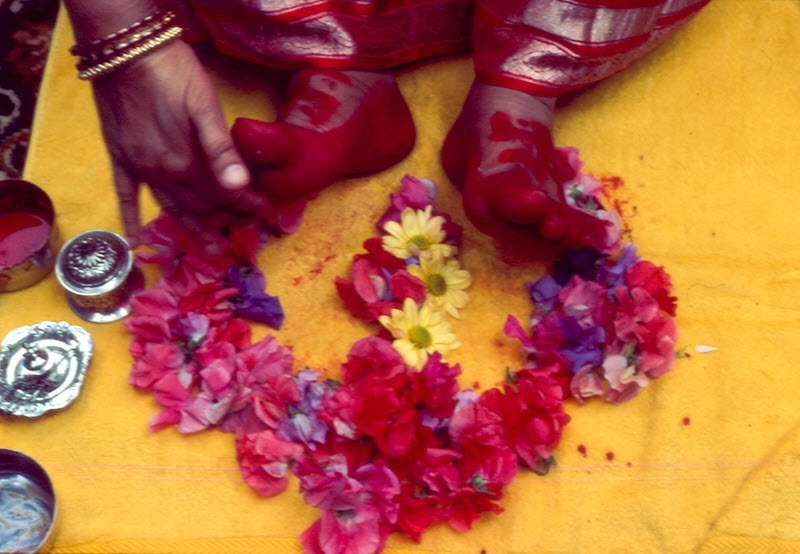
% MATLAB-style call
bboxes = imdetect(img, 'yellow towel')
[2,0,799,551]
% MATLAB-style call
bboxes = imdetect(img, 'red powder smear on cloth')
[577,444,588,457]
[0,211,51,268]
[601,176,633,240]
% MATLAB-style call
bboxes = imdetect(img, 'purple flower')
[559,317,605,372]
[598,243,640,289]
[277,370,332,448]
[227,264,284,329]
[278,412,329,449]
[526,274,562,313]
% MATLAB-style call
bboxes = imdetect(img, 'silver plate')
[0,321,93,417]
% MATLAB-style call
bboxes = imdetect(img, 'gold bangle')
[77,25,183,81]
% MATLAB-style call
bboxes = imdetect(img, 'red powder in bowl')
[0,211,52,269]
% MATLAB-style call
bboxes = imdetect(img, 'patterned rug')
[0,0,59,179]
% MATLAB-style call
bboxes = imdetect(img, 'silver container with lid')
[54,230,144,323]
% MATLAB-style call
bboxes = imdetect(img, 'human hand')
[90,39,267,250]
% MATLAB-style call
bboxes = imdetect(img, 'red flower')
[411,353,461,420]
[341,337,406,386]
[335,241,425,324]
[226,220,268,265]
[625,260,677,317]
[477,370,570,469]
[351,375,419,458]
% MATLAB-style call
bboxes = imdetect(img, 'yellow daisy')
[382,206,455,261]
[378,298,461,368]
[408,254,472,318]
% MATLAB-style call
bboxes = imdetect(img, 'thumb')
[194,100,251,191]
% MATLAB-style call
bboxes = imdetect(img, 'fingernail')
[221,164,250,189]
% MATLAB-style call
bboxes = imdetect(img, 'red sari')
[184,0,710,94]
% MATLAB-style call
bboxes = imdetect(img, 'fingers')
[112,163,142,246]
[193,97,251,192]
[149,184,227,255]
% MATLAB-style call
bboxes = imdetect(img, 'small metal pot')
[0,179,58,292]
[54,230,144,323]
[0,449,57,553]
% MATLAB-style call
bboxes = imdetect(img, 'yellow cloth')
[2,0,799,551]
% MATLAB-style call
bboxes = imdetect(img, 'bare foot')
[442,82,610,258]
[232,69,416,204]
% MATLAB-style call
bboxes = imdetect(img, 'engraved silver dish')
[0,321,93,418]
[0,179,58,292]
[0,449,56,553]
[54,230,144,323]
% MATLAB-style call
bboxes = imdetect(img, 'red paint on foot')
[578,444,587,457]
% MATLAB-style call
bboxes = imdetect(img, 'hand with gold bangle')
[62,0,269,250]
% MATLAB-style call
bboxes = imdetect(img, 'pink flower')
[603,354,648,392]
[296,455,400,554]
[237,429,304,497]
[449,391,507,450]
[219,335,298,433]
[137,212,235,291]
[558,276,610,325]
[637,315,677,378]
[570,366,605,402]
[376,175,436,230]
[503,315,535,352]
[613,286,661,344]
[128,342,187,390]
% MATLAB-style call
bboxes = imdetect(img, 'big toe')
[231,118,296,165]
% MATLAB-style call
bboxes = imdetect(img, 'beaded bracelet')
[75,14,176,71]
[69,10,169,57]
[71,10,183,81]
[76,25,183,81]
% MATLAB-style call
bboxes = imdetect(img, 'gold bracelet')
[77,25,183,81]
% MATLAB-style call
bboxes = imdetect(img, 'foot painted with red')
[232,69,416,204]
[442,82,611,258]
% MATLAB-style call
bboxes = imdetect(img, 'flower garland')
[125,155,677,552]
